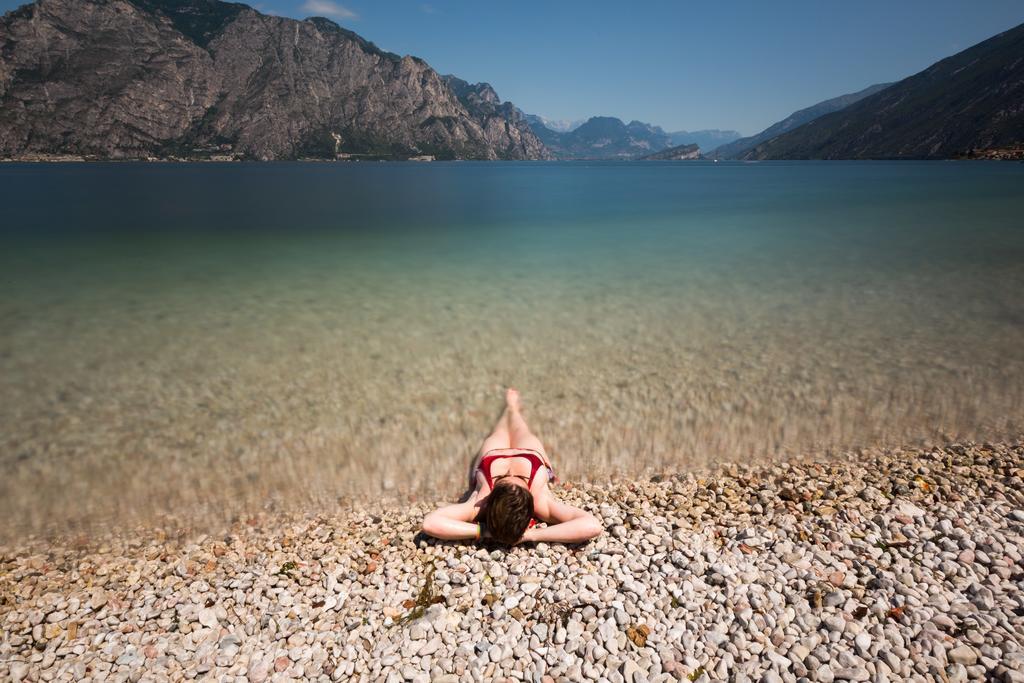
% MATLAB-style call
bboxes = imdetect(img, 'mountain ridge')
[712,83,892,159]
[741,22,1024,159]
[0,0,548,160]
[528,115,673,160]
[4,0,1021,162]
[640,143,701,161]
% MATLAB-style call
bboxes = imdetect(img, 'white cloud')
[420,3,437,14]
[301,0,358,20]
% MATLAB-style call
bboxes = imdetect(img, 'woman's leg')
[479,404,512,455]
[507,390,546,455]
[467,400,512,490]
[506,390,557,484]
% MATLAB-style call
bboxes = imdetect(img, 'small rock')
[1001,669,1024,683]
[247,659,270,682]
[854,632,871,656]
[418,635,442,656]
[621,659,642,682]
[89,590,108,610]
[895,501,927,518]
[949,645,978,665]
[9,663,29,682]
[197,608,218,628]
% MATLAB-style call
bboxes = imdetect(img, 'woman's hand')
[527,499,603,544]
[516,527,537,545]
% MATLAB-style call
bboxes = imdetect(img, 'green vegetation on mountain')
[640,143,701,160]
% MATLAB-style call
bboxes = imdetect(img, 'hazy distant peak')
[668,129,743,150]
[526,114,675,159]
[626,120,667,136]
[526,115,586,133]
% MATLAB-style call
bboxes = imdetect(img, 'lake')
[1,160,1022,538]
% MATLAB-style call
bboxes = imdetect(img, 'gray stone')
[948,646,978,665]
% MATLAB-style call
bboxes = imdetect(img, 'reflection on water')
[1,161,1022,539]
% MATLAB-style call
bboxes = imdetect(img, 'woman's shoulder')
[530,484,554,519]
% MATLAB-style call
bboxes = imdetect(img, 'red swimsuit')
[478,449,554,529]
[478,449,548,489]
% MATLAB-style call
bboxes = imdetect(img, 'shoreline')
[2,440,1023,681]
[3,154,1023,163]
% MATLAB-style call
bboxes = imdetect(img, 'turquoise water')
[1,161,1023,537]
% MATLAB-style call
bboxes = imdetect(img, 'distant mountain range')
[527,116,738,159]
[741,22,1024,159]
[527,116,674,160]
[711,83,892,159]
[1,0,1021,161]
[0,0,547,160]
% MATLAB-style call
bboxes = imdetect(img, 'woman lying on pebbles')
[422,389,603,545]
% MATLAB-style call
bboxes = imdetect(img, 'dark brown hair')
[482,482,533,545]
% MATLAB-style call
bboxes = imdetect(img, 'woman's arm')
[525,497,603,544]
[422,497,484,541]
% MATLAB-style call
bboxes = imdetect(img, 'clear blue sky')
[4,0,1023,135]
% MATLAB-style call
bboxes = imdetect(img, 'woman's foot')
[505,387,522,413]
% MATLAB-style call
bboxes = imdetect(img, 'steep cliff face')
[441,75,550,160]
[0,0,549,160]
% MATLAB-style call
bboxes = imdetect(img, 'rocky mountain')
[639,143,701,161]
[668,129,741,151]
[741,22,1024,160]
[440,76,549,159]
[711,83,892,159]
[0,0,548,160]
[529,116,673,160]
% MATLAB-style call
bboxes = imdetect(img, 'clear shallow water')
[1,161,1023,538]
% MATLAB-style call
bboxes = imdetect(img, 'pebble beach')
[3,440,1023,682]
